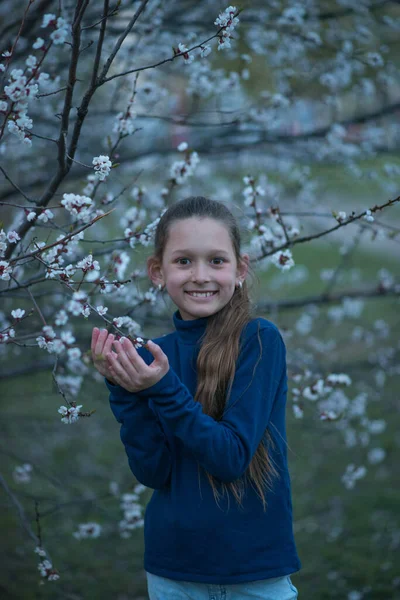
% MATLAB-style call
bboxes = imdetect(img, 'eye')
[212,258,225,265]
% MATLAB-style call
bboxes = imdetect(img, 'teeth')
[187,292,216,297]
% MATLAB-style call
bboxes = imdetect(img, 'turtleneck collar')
[172,309,209,345]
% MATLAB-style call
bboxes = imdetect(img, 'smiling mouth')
[185,291,218,297]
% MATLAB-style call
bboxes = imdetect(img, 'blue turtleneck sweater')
[106,310,301,584]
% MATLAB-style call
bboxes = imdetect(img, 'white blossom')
[33,37,45,50]
[11,308,25,320]
[177,43,194,64]
[341,464,367,490]
[41,13,56,28]
[55,309,69,326]
[58,404,82,424]
[363,209,374,222]
[13,463,32,483]
[92,155,112,181]
[0,260,12,280]
[367,448,386,464]
[270,249,295,271]
[38,209,54,223]
[73,522,102,540]
[76,254,100,273]
[6,231,20,244]
[61,193,93,223]
[96,305,108,316]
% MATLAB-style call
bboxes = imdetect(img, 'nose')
[190,262,210,283]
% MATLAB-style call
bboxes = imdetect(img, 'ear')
[147,256,164,288]
[237,253,249,280]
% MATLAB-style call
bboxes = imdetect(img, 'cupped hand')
[107,337,169,393]
[91,327,118,383]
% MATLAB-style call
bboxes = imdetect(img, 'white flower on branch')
[38,209,54,223]
[73,522,102,540]
[11,308,25,320]
[27,211,37,222]
[270,249,295,271]
[25,55,37,70]
[170,150,200,184]
[326,373,352,386]
[96,305,108,316]
[215,5,240,51]
[7,230,20,244]
[76,254,100,273]
[366,52,384,68]
[13,463,32,483]
[92,155,112,181]
[32,37,45,50]
[363,209,374,222]
[41,13,57,28]
[50,17,70,45]
[200,45,211,58]
[341,464,367,490]
[55,309,68,326]
[293,404,304,419]
[176,43,194,64]
[67,347,82,361]
[0,260,12,280]
[177,141,188,152]
[58,404,83,424]
[0,100,8,112]
[81,305,91,318]
[37,558,60,581]
[61,193,94,223]
[113,100,137,136]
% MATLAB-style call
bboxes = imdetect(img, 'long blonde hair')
[151,196,278,511]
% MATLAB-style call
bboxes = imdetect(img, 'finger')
[113,340,140,374]
[94,329,108,357]
[107,351,128,383]
[146,340,166,367]
[91,328,99,353]
[102,333,115,357]
[120,338,144,369]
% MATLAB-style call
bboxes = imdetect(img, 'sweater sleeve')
[135,325,286,483]
[106,354,173,490]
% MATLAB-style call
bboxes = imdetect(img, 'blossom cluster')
[214,5,240,51]
[170,145,200,184]
[34,546,60,582]
[92,155,112,181]
[0,229,20,257]
[26,208,54,223]
[76,254,100,274]
[61,193,94,223]
[41,14,70,45]
[0,260,13,281]
[341,464,367,490]
[73,522,102,540]
[113,99,137,136]
[119,486,146,538]
[58,403,83,424]
[13,463,32,483]
[112,316,142,339]
[3,68,38,145]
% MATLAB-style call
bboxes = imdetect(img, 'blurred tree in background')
[0,1,399,599]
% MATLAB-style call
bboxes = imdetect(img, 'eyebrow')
[171,249,230,256]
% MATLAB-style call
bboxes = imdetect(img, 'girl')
[92,196,301,600]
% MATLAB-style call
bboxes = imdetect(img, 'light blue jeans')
[146,571,298,599]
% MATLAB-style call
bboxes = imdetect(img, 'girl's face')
[153,217,249,321]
